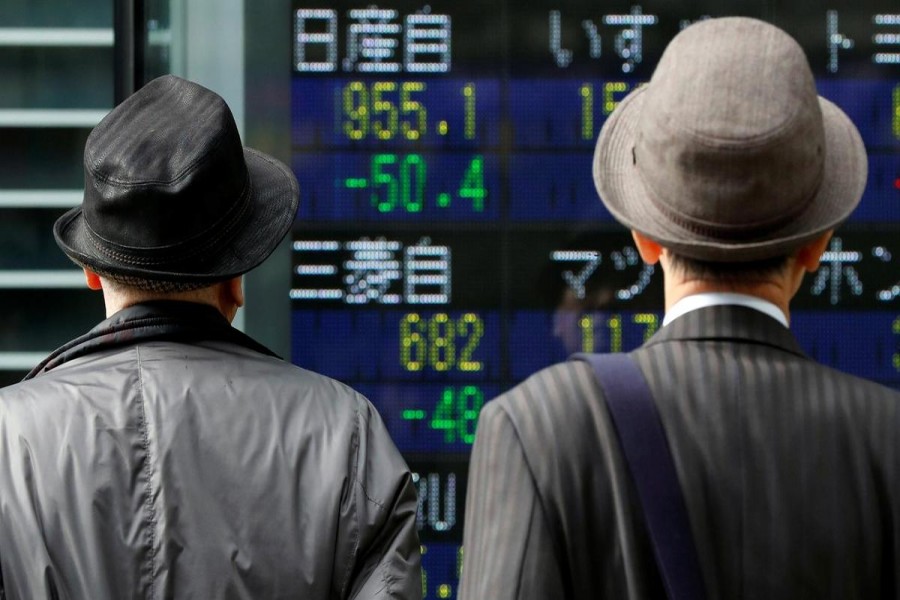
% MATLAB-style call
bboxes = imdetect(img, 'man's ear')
[217,276,245,323]
[795,231,833,273]
[230,276,245,308]
[631,230,663,265]
[215,277,244,323]
[84,269,103,291]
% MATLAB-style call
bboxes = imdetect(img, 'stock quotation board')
[290,1,900,596]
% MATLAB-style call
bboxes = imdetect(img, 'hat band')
[86,176,253,267]
[636,146,823,242]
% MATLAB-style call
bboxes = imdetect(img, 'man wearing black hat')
[0,75,421,598]
[461,18,900,600]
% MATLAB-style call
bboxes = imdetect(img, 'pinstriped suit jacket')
[460,305,900,600]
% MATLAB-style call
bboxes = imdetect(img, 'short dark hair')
[666,252,791,284]
[91,268,213,293]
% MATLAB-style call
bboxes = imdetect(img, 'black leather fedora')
[54,75,299,288]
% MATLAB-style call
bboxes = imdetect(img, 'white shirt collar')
[662,292,789,328]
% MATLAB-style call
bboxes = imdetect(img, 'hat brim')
[593,86,868,262]
[54,148,299,283]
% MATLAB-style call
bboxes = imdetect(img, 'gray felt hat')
[593,17,867,262]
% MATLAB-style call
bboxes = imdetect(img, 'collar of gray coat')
[26,300,280,380]
[645,304,806,359]
[663,292,788,328]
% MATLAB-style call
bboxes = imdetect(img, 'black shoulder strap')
[574,353,707,600]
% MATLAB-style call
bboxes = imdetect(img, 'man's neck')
[104,296,223,319]
[101,289,225,320]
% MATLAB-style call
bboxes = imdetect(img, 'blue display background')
[290,2,900,596]
[292,309,900,450]
[292,79,900,223]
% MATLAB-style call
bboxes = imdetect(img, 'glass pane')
[0,48,112,109]
[0,0,113,368]
[0,0,111,28]
[144,0,175,80]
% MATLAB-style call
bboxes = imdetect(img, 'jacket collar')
[644,304,807,359]
[26,301,279,380]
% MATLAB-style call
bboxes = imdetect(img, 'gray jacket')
[0,301,421,599]
[461,305,900,599]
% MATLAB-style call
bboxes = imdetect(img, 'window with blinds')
[0,0,113,384]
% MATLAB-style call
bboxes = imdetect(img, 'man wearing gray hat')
[0,75,421,599]
[460,17,900,600]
